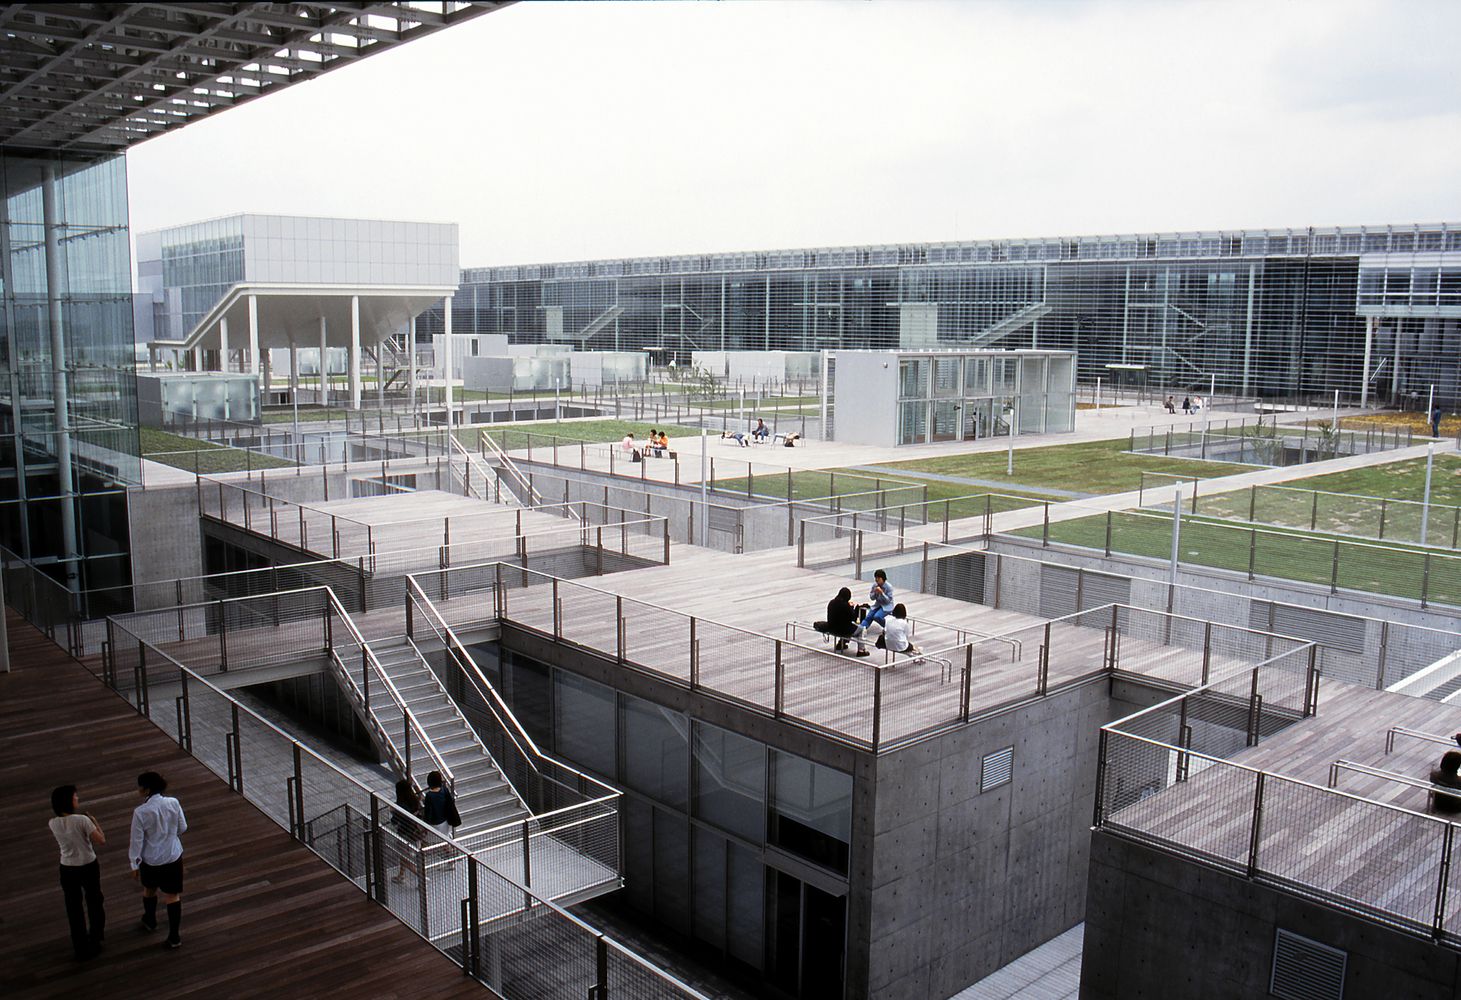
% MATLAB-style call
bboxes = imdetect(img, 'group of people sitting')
[1163,395,1205,415]
[621,430,675,462]
[816,569,917,658]
[722,420,800,447]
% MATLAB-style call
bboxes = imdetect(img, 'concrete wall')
[859,678,1111,999]
[1082,831,1461,999]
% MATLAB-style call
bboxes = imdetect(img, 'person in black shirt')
[1430,751,1461,815]
[825,587,863,656]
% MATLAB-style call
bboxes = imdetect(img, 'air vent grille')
[1271,928,1346,1000]
[980,746,1014,792]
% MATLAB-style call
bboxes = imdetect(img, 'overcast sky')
[126,0,1461,269]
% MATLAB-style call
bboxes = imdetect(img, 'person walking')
[129,771,187,949]
[1432,406,1443,438]
[49,785,106,960]
[421,771,461,841]
[391,778,424,884]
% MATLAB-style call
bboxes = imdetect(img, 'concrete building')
[825,349,1076,447]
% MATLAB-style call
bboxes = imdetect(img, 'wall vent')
[1270,928,1346,1000]
[980,747,1014,792]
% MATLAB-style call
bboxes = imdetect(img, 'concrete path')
[845,464,1095,500]
[953,923,1083,999]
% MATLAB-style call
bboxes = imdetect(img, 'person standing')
[129,771,187,949]
[49,785,106,960]
[1432,406,1443,438]
[421,770,461,840]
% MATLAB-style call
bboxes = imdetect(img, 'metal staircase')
[368,635,530,834]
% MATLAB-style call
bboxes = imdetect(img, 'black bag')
[445,791,462,829]
[631,449,642,463]
[813,620,830,634]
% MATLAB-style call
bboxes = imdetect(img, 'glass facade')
[483,645,851,997]
[439,223,1461,402]
[0,148,138,611]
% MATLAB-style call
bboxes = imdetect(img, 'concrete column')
[319,315,328,406]
[442,295,454,430]
[349,294,361,410]
[289,339,299,398]
[191,348,200,373]
[375,339,384,406]
[408,314,417,411]
[1360,316,1374,409]
[219,315,229,373]
[42,162,79,594]
[247,293,260,374]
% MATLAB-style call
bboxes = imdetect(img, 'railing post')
[229,702,243,792]
[1329,539,1341,594]
[1434,822,1455,940]
[291,742,305,840]
[1092,728,1109,827]
[689,616,698,688]
[871,665,883,751]
[520,820,533,911]
[218,600,229,671]
[961,645,972,722]
[773,640,785,718]
[594,935,609,1000]
[552,578,561,638]
[1422,551,1432,609]
[1038,623,1051,695]
[1104,511,1113,557]
[1247,667,1262,746]
[1201,621,1212,685]
[1246,771,1266,879]
[1375,620,1390,690]
[1042,502,1050,547]
[1304,644,1320,717]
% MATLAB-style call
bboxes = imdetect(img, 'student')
[824,587,862,655]
[782,431,801,447]
[752,418,769,442]
[722,430,749,447]
[1181,396,1192,414]
[658,430,676,458]
[1164,396,1176,414]
[875,604,917,656]
[49,785,106,960]
[647,429,665,458]
[391,779,423,884]
[1432,407,1443,438]
[856,570,895,637]
[421,771,461,839]
[621,433,641,463]
[130,771,186,949]
[1431,751,1461,815]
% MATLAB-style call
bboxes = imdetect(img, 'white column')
[376,339,385,406]
[1360,316,1374,409]
[219,316,229,373]
[191,347,200,373]
[247,293,260,375]
[42,163,78,594]
[442,295,454,430]
[289,339,299,397]
[408,314,418,411]
[349,294,361,410]
[319,315,328,406]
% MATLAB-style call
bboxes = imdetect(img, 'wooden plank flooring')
[0,611,488,1000]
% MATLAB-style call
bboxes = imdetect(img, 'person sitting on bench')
[855,570,894,639]
[821,587,863,655]
[647,429,665,457]
[873,604,917,656]
[656,430,676,458]
[752,419,770,442]
[1431,751,1461,816]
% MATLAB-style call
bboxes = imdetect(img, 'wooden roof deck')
[0,613,487,999]
[1106,678,1461,934]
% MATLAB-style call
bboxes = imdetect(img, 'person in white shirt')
[875,604,917,656]
[49,784,106,960]
[129,771,187,949]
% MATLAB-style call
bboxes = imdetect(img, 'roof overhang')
[0,3,510,154]
[149,281,457,353]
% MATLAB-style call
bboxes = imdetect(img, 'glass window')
[965,356,991,396]
[727,841,765,971]
[897,358,927,398]
[503,650,550,747]
[931,357,961,396]
[553,670,615,779]
[692,827,727,952]
[693,722,766,843]
[622,695,689,810]
[992,357,1017,393]
[898,400,928,445]
[769,750,853,874]
[654,809,690,928]
[623,797,653,914]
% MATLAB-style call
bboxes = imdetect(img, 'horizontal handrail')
[1326,759,1456,801]
[1387,725,1459,754]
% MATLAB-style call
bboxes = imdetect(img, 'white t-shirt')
[49,814,97,867]
[882,617,913,653]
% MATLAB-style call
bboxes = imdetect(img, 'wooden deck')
[1106,678,1461,933]
[0,612,488,999]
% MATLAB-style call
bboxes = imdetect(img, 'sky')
[126,0,1461,269]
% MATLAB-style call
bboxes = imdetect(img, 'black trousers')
[59,860,105,955]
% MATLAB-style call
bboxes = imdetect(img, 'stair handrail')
[322,587,456,793]
[471,430,550,510]
[406,575,616,801]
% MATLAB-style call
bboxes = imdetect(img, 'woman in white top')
[49,784,106,960]
[876,604,917,656]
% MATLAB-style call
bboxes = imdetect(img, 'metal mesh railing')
[1187,482,1461,550]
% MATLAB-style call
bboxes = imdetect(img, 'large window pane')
[692,827,727,952]
[897,358,927,398]
[622,695,689,810]
[693,722,766,843]
[727,842,765,971]
[554,670,615,779]
[769,751,853,874]
[898,400,927,445]
[654,808,690,928]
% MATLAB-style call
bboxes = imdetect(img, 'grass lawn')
[869,438,1257,496]
[465,419,702,450]
[712,469,1049,515]
[1334,411,1461,437]
[1015,511,1461,605]
[262,408,351,423]
[140,427,295,473]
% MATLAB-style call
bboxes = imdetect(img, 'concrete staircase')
[369,635,529,835]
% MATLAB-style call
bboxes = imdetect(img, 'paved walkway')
[845,465,1094,499]
[953,924,1082,999]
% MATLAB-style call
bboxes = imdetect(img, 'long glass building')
[437,223,1461,404]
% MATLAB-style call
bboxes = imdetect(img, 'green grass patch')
[464,419,701,449]
[871,438,1257,495]
[1019,512,1461,605]
[141,427,295,473]
[261,408,351,423]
